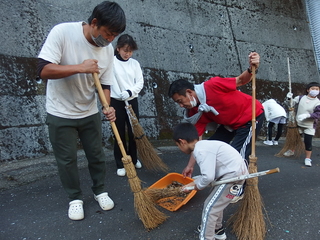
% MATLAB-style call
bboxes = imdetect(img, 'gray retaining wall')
[0,0,318,161]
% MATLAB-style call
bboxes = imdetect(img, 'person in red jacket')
[168,52,264,178]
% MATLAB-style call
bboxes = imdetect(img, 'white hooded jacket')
[262,99,287,121]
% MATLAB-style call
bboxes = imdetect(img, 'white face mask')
[188,94,197,107]
[309,90,319,97]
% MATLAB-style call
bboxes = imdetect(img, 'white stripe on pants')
[199,182,238,240]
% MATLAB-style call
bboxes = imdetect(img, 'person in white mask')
[286,82,320,167]
[168,52,263,172]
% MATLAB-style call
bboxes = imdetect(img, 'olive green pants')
[46,113,106,200]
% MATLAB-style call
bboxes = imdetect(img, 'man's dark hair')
[168,79,195,97]
[305,81,320,94]
[88,1,126,34]
[173,123,199,143]
[115,34,138,55]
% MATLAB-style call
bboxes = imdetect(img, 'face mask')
[188,94,197,107]
[309,90,319,97]
[91,34,111,47]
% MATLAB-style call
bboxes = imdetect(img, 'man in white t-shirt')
[37,1,126,221]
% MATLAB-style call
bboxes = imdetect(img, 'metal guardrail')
[306,0,320,76]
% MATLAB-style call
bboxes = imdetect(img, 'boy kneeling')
[173,123,248,240]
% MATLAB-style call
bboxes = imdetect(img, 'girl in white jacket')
[110,34,144,176]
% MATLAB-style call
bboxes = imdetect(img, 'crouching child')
[173,123,248,240]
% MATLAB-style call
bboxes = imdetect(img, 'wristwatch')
[247,67,258,74]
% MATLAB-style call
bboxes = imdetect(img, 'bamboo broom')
[93,73,167,229]
[114,71,169,172]
[228,66,267,240]
[275,57,304,158]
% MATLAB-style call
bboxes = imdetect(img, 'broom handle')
[184,167,280,190]
[92,73,128,158]
[213,167,279,185]
[251,66,256,157]
[287,57,293,108]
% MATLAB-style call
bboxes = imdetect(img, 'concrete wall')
[0,0,318,161]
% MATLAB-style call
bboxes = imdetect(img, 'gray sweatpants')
[199,181,244,240]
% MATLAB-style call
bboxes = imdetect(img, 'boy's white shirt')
[192,140,248,190]
[38,22,114,119]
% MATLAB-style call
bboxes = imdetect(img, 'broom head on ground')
[275,108,304,158]
[122,155,168,229]
[228,156,267,240]
[93,73,167,230]
[228,66,267,240]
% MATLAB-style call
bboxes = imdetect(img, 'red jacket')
[188,76,264,136]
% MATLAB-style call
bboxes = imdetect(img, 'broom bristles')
[228,177,266,240]
[122,155,168,229]
[126,105,169,172]
[144,187,183,202]
[135,137,169,172]
[134,192,168,229]
[228,157,267,240]
[275,121,304,158]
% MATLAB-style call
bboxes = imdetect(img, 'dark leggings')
[304,133,313,151]
[267,122,284,141]
[111,98,139,169]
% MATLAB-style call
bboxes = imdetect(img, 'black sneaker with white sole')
[214,227,227,240]
[195,225,227,240]
[195,225,201,234]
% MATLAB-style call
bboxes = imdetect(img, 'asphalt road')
[1,140,320,240]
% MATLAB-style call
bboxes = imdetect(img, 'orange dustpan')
[148,173,197,211]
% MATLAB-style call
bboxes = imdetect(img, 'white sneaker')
[283,149,294,157]
[304,158,312,167]
[68,200,84,220]
[135,160,142,169]
[117,168,126,176]
[94,192,114,210]
[263,140,273,146]
[273,140,279,145]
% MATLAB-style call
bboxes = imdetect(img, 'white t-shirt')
[192,140,248,190]
[38,22,114,119]
[111,56,144,100]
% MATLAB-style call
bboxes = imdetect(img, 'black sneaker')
[215,227,227,240]
[194,225,201,234]
[195,225,227,240]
